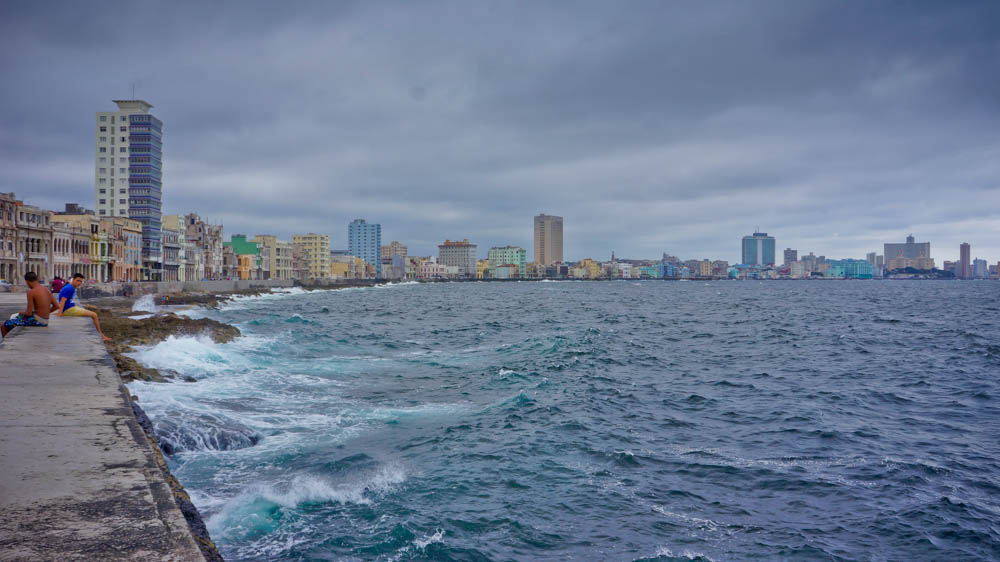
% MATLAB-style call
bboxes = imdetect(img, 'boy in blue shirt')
[57,273,111,342]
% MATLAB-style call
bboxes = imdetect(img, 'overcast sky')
[1,1,998,263]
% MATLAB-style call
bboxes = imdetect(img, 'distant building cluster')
[3,99,998,285]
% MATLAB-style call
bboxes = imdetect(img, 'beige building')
[329,255,367,279]
[55,214,110,281]
[292,233,331,280]
[253,235,294,280]
[533,213,563,265]
[381,241,408,260]
[699,260,713,277]
[0,192,18,282]
[174,213,224,280]
[15,203,53,281]
[50,222,75,280]
[476,258,490,279]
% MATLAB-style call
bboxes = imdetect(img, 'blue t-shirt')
[58,284,76,311]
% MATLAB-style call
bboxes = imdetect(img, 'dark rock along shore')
[95,306,241,383]
[92,292,257,561]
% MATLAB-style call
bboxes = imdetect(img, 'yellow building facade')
[292,233,331,281]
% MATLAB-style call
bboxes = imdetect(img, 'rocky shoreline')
[95,283,399,560]
[91,288,275,562]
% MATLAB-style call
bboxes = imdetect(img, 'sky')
[1,1,998,264]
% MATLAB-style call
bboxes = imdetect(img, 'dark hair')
[24,271,38,283]
[72,273,85,280]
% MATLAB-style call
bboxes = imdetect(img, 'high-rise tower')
[533,214,563,265]
[95,100,163,279]
[742,232,776,266]
[960,242,971,279]
[348,218,382,278]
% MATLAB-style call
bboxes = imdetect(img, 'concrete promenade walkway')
[0,316,205,560]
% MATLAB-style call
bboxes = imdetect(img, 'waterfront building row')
[0,193,145,284]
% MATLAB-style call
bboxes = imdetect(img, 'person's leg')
[2,316,24,338]
[80,309,111,341]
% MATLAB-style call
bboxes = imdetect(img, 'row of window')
[98,147,128,153]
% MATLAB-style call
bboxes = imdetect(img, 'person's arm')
[49,291,60,313]
[56,296,67,316]
[20,292,33,317]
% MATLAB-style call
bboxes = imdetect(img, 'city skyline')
[1,2,999,263]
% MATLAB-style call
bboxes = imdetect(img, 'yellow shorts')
[62,306,90,317]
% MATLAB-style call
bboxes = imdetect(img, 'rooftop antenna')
[131,83,135,99]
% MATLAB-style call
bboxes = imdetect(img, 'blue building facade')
[129,113,163,280]
[742,232,776,266]
[348,219,382,277]
[825,259,874,279]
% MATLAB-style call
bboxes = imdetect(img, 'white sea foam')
[414,528,445,549]
[217,287,313,311]
[652,546,716,561]
[359,402,471,422]
[207,464,407,536]
[132,294,157,312]
[175,307,208,319]
[127,334,243,376]
[129,313,155,320]
[375,281,420,288]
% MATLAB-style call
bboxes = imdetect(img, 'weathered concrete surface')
[0,317,206,561]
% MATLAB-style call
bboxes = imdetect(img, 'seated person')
[57,273,111,342]
[2,271,59,338]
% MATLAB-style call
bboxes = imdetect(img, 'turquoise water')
[128,281,1000,560]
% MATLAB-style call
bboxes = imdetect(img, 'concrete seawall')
[79,278,295,298]
[0,315,211,560]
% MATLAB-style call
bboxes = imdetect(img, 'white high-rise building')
[94,100,163,279]
[95,100,148,218]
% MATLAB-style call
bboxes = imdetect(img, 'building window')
[119,189,125,194]
[99,157,106,163]
[100,210,106,215]
[119,168,126,174]
[100,116,106,122]
[99,126,107,132]
[119,147,126,153]
[119,199,126,205]
[99,147,106,153]
[99,136,106,142]
[120,127,126,132]
[120,137,125,142]
[99,188,106,194]
[100,199,106,204]
[99,178,106,184]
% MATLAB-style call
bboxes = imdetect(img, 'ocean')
[127,281,1000,561]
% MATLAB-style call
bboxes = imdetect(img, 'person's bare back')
[28,284,58,321]
[2,271,59,338]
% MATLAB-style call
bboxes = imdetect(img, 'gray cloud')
[1,0,998,263]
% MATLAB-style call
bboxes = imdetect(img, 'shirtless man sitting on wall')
[56,273,111,342]
[1,271,59,338]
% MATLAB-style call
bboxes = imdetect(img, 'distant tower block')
[534,214,563,265]
[95,99,163,280]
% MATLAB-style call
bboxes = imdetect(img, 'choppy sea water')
[127,281,1000,561]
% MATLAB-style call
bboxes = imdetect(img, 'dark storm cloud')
[1,0,998,262]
